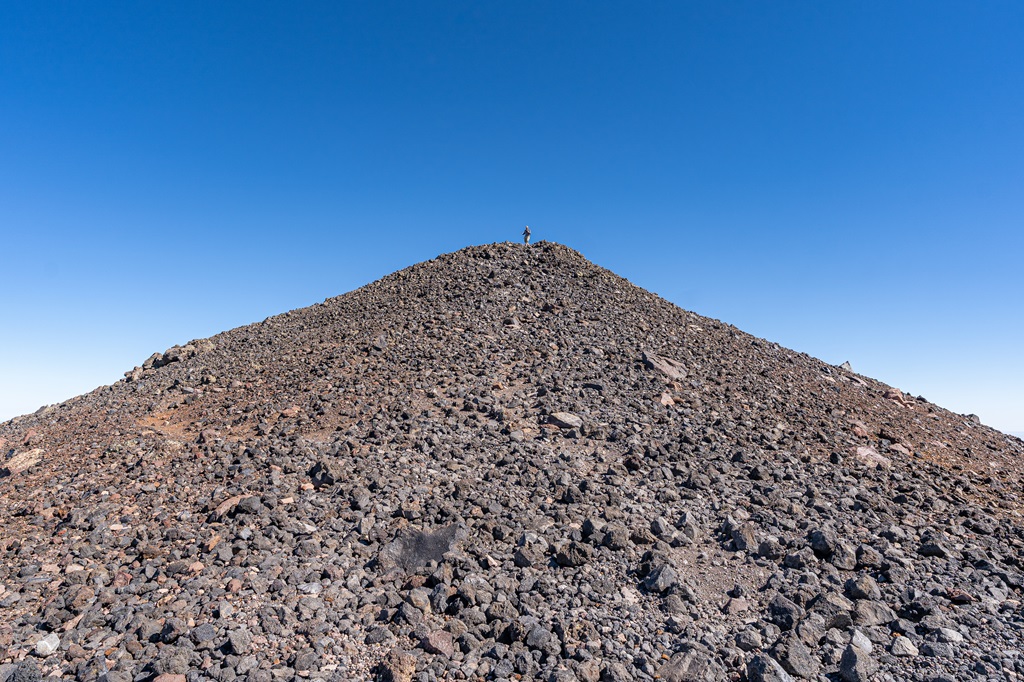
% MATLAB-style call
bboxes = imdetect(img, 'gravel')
[2,241,1023,681]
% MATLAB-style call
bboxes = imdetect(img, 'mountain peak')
[1,243,1021,680]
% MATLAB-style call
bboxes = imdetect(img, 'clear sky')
[1,2,1022,435]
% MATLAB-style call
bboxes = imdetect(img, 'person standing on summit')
[523,225,531,245]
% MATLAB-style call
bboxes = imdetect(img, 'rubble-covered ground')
[2,242,1023,682]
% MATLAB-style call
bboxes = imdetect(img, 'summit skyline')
[1,3,1021,433]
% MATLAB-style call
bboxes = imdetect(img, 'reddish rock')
[420,630,454,657]
[378,648,415,682]
[854,446,891,468]
[0,448,43,477]
[642,350,687,380]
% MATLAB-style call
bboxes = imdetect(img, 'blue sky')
[1,2,1022,434]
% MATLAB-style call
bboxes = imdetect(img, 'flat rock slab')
[379,523,468,572]
[642,350,687,380]
[0,449,43,478]
[548,412,583,429]
[854,446,891,468]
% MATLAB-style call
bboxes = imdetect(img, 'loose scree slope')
[1,242,1023,682]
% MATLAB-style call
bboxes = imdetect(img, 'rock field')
[2,241,1023,682]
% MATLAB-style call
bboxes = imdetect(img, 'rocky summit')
[2,241,1023,682]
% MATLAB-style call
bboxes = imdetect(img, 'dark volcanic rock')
[657,647,726,681]
[771,632,819,679]
[747,654,794,682]
[378,523,468,572]
[839,644,877,682]
[2,241,1023,681]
